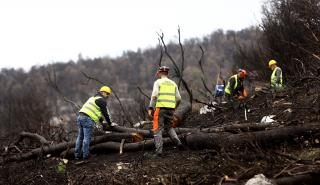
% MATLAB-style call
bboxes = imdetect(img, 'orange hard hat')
[238,69,247,79]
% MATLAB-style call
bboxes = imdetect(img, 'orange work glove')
[238,95,245,101]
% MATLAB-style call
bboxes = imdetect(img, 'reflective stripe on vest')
[79,96,103,123]
[224,75,238,95]
[271,67,283,87]
[156,80,176,108]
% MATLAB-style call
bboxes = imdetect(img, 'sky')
[0,0,263,71]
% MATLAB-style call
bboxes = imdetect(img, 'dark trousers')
[153,108,181,154]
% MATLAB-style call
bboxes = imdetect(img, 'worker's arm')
[228,77,236,96]
[275,67,282,84]
[238,84,244,96]
[175,84,181,109]
[148,80,159,118]
[95,98,112,125]
[149,80,159,109]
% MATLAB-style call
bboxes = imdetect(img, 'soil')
[1,80,320,185]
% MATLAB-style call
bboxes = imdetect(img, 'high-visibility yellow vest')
[156,79,176,108]
[79,96,103,123]
[271,66,283,88]
[225,75,238,95]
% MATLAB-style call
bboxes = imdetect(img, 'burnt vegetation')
[1,0,320,184]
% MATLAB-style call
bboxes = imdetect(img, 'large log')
[227,171,320,185]
[91,138,172,152]
[106,122,279,136]
[61,138,173,157]
[1,133,134,164]
[185,124,320,150]
[273,171,320,185]
[4,124,320,164]
[15,131,50,145]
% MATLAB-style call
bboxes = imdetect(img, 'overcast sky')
[0,0,263,70]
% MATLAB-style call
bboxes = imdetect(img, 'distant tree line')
[0,28,259,137]
[2,0,319,137]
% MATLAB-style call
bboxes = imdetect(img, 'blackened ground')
[1,81,320,185]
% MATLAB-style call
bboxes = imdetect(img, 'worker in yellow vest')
[148,66,185,157]
[75,86,112,160]
[224,69,248,103]
[268,59,284,92]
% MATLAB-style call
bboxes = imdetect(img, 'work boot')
[144,152,163,159]
[178,144,187,151]
[74,154,81,160]
[83,153,97,161]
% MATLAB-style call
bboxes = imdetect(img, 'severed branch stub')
[119,139,125,154]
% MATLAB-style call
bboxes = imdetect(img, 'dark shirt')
[228,76,244,96]
[94,92,111,125]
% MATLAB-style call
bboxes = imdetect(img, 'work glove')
[95,122,103,131]
[238,95,245,101]
[102,122,114,131]
[147,108,154,120]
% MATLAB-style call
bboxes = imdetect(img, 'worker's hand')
[102,123,109,131]
[238,95,245,101]
[111,122,118,127]
[147,108,154,120]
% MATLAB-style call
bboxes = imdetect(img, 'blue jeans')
[74,115,94,159]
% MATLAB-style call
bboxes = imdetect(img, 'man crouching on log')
[148,66,185,157]
[75,86,113,160]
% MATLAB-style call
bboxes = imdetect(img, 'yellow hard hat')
[268,60,277,68]
[99,86,112,94]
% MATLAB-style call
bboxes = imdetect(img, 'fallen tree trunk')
[107,122,279,136]
[1,133,134,164]
[273,171,320,185]
[208,123,279,133]
[185,124,320,150]
[106,125,195,137]
[227,171,320,185]
[4,124,320,164]
[15,131,50,145]
[60,138,173,158]
[91,138,171,152]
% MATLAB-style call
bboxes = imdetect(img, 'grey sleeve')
[176,85,181,101]
[276,68,282,83]
[149,81,159,109]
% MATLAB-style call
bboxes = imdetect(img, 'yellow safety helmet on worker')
[99,86,112,94]
[268,60,277,68]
